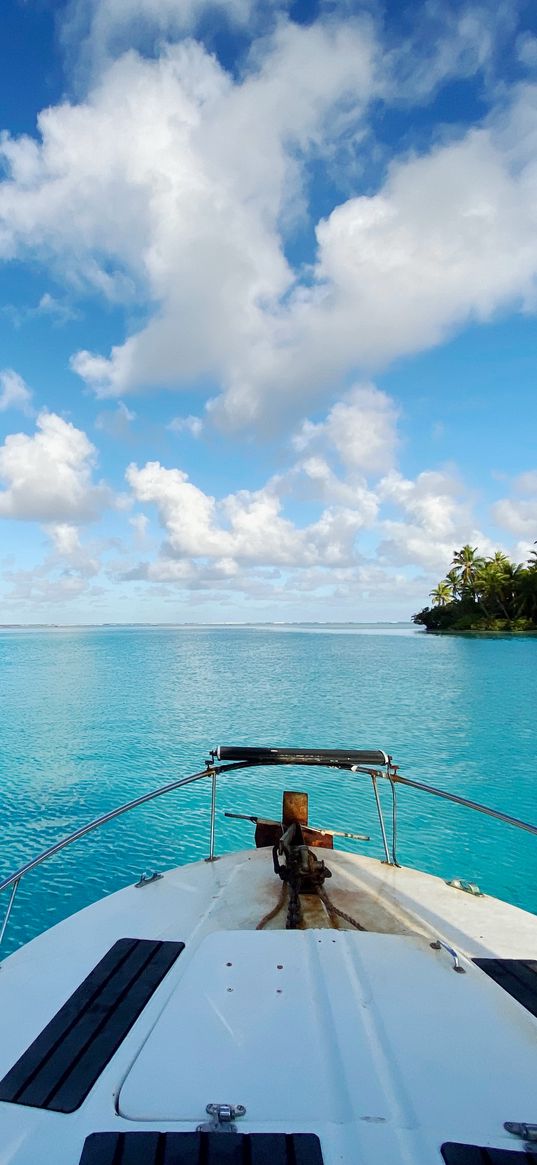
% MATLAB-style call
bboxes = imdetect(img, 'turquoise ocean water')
[1,623,536,956]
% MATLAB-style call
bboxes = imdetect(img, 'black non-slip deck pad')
[443,1144,537,1165]
[79,1132,325,1165]
[0,937,184,1113]
[472,958,537,1018]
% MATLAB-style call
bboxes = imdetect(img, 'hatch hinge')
[197,1103,246,1132]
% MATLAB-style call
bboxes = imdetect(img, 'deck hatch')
[0,937,184,1113]
[79,1131,324,1165]
[472,959,537,1018]
[442,1144,537,1165]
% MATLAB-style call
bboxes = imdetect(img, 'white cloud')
[168,414,203,437]
[119,555,240,585]
[292,383,398,475]
[1,7,534,619]
[517,33,537,69]
[129,513,150,545]
[513,539,537,565]
[0,412,111,523]
[0,293,78,329]
[2,566,90,607]
[0,369,34,415]
[48,522,82,556]
[493,498,537,537]
[0,10,535,439]
[63,0,265,81]
[36,292,79,325]
[127,462,296,565]
[125,450,378,573]
[385,3,508,103]
[224,83,537,432]
[1,521,105,610]
[377,469,494,571]
[46,522,101,577]
[275,454,378,511]
[95,400,136,438]
[0,21,377,412]
[215,83,536,428]
[118,385,506,596]
[514,469,537,494]
[492,469,537,537]
[2,13,535,435]
[158,79,537,430]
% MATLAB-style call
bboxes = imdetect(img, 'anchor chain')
[271,826,366,931]
[318,885,365,931]
[273,836,332,929]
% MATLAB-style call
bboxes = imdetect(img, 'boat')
[0,744,536,1165]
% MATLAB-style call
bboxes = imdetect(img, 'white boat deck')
[1,847,536,1165]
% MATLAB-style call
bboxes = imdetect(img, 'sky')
[0,0,536,624]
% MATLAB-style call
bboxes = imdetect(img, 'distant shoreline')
[424,628,537,636]
[0,621,414,630]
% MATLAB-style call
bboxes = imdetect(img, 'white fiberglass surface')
[120,928,365,1123]
[119,929,537,1137]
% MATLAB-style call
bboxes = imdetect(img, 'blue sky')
[0,0,536,623]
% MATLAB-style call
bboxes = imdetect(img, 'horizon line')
[0,620,414,629]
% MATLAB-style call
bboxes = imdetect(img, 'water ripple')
[1,625,536,955]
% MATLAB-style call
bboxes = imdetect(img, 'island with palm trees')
[412,544,537,632]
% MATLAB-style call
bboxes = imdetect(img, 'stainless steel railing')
[1,750,536,956]
[0,759,251,955]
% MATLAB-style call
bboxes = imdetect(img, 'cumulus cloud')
[0,20,376,411]
[0,369,34,415]
[126,460,368,569]
[274,454,379,512]
[48,521,82,556]
[46,522,101,577]
[493,470,537,537]
[493,498,537,537]
[292,384,398,475]
[1,11,535,432]
[117,379,507,597]
[0,412,111,522]
[1,521,105,610]
[310,98,537,345]
[80,79,537,430]
[0,4,533,618]
[377,469,494,571]
[129,513,150,544]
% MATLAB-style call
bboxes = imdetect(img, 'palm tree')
[451,545,484,599]
[501,562,525,619]
[488,550,510,569]
[476,561,508,620]
[516,567,537,622]
[445,569,460,600]
[418,545,537,630]
[430,580,453,607]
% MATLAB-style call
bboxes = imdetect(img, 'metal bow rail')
[1,744,536,957]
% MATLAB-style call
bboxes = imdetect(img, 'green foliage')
[413,543,537,632]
